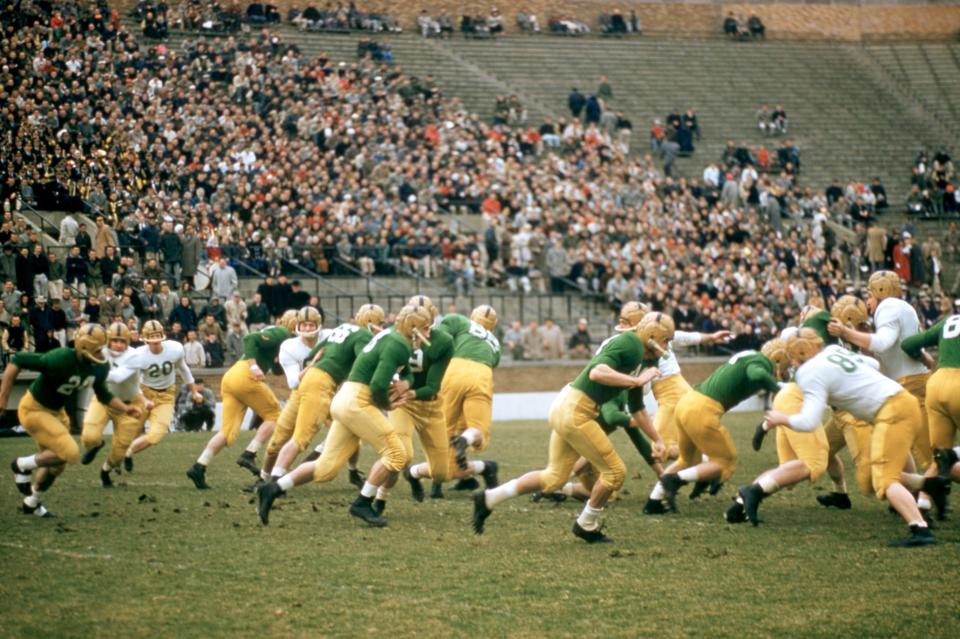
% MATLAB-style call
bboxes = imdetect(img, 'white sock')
[376,486,390,501]
[576,504,602,531]
[832,478,848,493]
[245,440,261,454]
[260,470,270,480]
[16,455,37,471]
[953,446,960,457]
[409,463,427,479]
[677,467,699,482]
[650,482,665,500]
[758,475,780,495]
[360,481,378,498]
[761,421,771,432]
[277,475,295,491]
[23,493,41,508]
[471,460,486,474]
[197,449,213,466]
[271,466,287,479]
[314,442,325,454]
[561,482,576,496]
[700,454,709,463]
[102,461,111,472]
[484,478,519,508]
[901,473,925,491]
[909,519,928,528]
[917,496,931,511]
[462,428,482,446]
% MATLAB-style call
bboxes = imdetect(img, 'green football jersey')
[347,329,413,409]
[694,351,780,410]
[596,391,656,466]
[440,314,501,368]
[802,310,836,345]
[570,331,646,412]
[308,323,374,385]
[13,348,112,410]
[243,325,292,371]
[901,314,960,368]
[409,325,454,401]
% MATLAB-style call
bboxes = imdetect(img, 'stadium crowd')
[0,0,958,366]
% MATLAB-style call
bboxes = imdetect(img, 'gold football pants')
[19,391,77,464]
[925,367,960,450]
[141,385,176,445]
[81,395,147,466]
[772,383,828,481]
[825,409,875,495]
[871,390,922,499]
[267,368,338,455]
[652,374,691,459]
[389,398,449,482]
[220,360,280,446]
[441,358,493,448]
[899,373,931,468]
[675,390,737,481]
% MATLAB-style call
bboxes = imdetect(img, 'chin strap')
[412,328,431,348]
[645,339,666,356]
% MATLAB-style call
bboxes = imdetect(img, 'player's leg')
[14,398,77,516]
[404,400,451,501]
[646,395,700,514]
[234,378,282,475]
[187,374,248,489]
[263,388,300,479]
[126,387,176,469]
[79,399,110,465]
[449,377,495,482]
[658,393,729,512]
[104,403,145,487]
[371,404,416,513]
[927,368,960,485]
[818,413,851,508]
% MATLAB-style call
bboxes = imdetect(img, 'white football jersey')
[868,297,928,380]
[132,340,194,390]
[790,344,902,431]
[655,330,702,379]
[278,336,316,390]
[103,347,141,402]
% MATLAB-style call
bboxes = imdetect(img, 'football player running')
[187,311,297,489]
[2,324,141,517]
[79,322,150,487]
[471,312,662,543]
[257,305,433,527]
[765,328,949,547]
[123,319,200,471]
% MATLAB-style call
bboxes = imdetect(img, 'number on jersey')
[728,350,757,364]
[825,347,863,373]
[362,329,392,353]
[943,314,960,339]
[408,350,425,373]
[326,324,360,345]
[146,361,174,378]
[56,375,93,396]
[468,320,500,353]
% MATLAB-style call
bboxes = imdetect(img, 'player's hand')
[144,400,155,411]
[764,410,789,427]
[125,404,143,419]
[635,367,661,386]
[651,439,666,460]
[191,392,203,403]
[249,368,265,382]
[827,319,846,338]
[389,390,415,410]
[708,330,733,344]
[389,379,411,401]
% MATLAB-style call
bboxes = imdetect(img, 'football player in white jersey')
[765,329,949,547]
[258,306,324,481]
[79,322,150,486]
[122,320,201,470]
[828,271,935,513]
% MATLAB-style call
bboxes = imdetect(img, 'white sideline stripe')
[97,392,765,434]
[0,541,114,561]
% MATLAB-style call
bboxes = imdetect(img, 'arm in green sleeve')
[623,426,655,466]
[91,369,114,405]
[901,320,943,359]
[625,386,645,413]
[241,333,261,360]
[10,352,46,372]
[599,399,631,430]
[746,362,780,394]
[415,355,451,401]
[369,350,406,410]
[440,314,469,337]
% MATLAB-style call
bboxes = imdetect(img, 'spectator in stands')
[520,320,543,360]
[99,286,122,323]
[198,313,224,343]
[199,296,227,330]
[517,9,540,33]
[567,319,592,359]
[489,8,503,35]
[203,332,225,367]
[225,291,248,334]
[748,15,766,39]
[418,10,440,38]
[502,320,524,360]
[181,224,203,285]
[568,88,586,120]
[772,104,788,134]
[29,296,55,353]
[170,296,198,332]
[540,318,564,360]
[210,258,238,300]
[160,221,183,287]
[2,315,28,359]
[176,378,216,432]
[724,12,740,38]
[60,213,79,248]
[183,330,205,367]
[246,292,270,331]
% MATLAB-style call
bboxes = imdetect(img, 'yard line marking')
[0,541,114,561]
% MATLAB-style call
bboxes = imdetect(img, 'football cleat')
[471,490,491,535]
[480,461,499,489]
[708,479,725,496]
[241,479,265,494]
[186,463,210,490]
[660,473,686,513]
[452,477,480,491]
[451,435,469,471]
[100,468,113,488]
[81,441,105,465]
[430,481,444,499]
[739,484,766,526]
[724,499,747,524]
[11,460,32,496]
[348,468,366,489]
[123,455,134,473]
[256,480,285,525]
[688,480,710,501]
[922,476,951,521]
[816,492,852,510]
[751,422,768,452]
[572,521,612,544]
[21,502,54,518]
[372,499,386,516]
[303,450,321,463]
[404,468,424,502]
[888,525,935,548]
[236,451,259,476]
[349,496,388,527]
[934,447,958,478]
[642,498,668,515]
[531,491,568,504]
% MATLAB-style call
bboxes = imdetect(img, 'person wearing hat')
[224,291,248,335]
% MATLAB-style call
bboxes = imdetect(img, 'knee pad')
[145,430,167,446]
[222,428,240,447]
[380,433,407,473]
[805,457,828,483]
[539,469,567,494]
[598,457,626,491]
[80,431,102,450]
[60,438,80,465]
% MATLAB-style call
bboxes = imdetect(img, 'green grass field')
[1,414,958,639]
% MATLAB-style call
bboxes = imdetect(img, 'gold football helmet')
[142,319,165,344]
[75,323,107,364]
[786,328,825,366]
[761,338,790,379]
[637,312,675,356]
[296,306,323,338]
[354,303,385,331]
[407,295,439,318]
[107,321,131,345]
[831,295,868,328]
[470,305,497,331]
[867,270,902,302]
[394,304,433,347]
[615,301,651,332]
[278,309,299,334]
[798,304,822,325]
